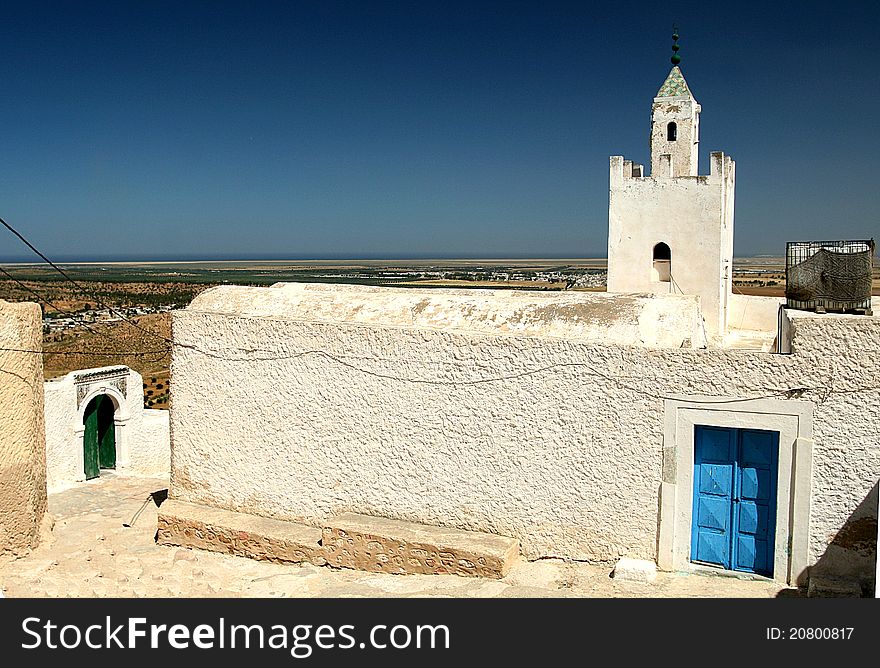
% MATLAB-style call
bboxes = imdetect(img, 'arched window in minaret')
[667,122,677,141]
[652,242,671,283]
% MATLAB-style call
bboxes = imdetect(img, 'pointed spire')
[671,25,681,65]
[656,66,692,98]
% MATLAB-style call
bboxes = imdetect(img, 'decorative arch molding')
[74,366,128,410]
[77,385,129,425]
[73,371,134,476]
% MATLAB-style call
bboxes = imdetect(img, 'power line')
[1,215,173,345]
[2,215,876,405]
[0,264,169,355]
[4,340,876,403]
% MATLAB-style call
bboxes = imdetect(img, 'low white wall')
[44,366,170,492]
[170,284,880,587]
[728,293,784,332]
[138,410,170,475]
[728,295,878,335]
[43,380,79,492]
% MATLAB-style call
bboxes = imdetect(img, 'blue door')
[691,426,778,576]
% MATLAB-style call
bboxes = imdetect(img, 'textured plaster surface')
[607,151,735,338]
[0,299,47,555]
[785,311,880,581]
[44,366,170,493]
[188,282,703,349]
[170,285,879,583]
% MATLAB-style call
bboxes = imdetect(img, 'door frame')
[658,396,813,585]
[74,385,130,482]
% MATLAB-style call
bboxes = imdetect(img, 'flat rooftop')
[185,283,704,349]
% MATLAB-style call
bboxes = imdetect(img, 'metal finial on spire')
[671,25,681,66]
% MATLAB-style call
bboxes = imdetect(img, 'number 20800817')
[766,628,854,640]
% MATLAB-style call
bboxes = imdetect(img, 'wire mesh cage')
[785,239,875,313]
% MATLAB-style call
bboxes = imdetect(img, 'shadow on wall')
[792,481,878,597]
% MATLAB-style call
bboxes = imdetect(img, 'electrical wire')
[0,264,169,355]
[2,215,877,404]
[1,215,173,345]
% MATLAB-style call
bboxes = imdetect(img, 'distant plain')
[1,257,877,405]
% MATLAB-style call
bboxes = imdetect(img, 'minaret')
[607,27,736,341]
[650,29,700,177]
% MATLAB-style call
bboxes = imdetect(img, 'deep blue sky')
[0,1,877,260]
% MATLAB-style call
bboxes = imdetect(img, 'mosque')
[2,35,877,596]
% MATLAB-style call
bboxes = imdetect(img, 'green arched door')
[83,395,116,480]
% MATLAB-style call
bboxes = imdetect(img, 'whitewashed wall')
[170,284,880,588]
[44,366,170,492]
[0,300,47,555]
[607,151,735,338]
[728,293,784,333]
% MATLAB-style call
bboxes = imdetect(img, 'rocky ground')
[0,474,799,598]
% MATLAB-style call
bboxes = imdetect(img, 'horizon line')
[0,253,794,265]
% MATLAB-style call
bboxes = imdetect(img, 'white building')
[607,65,735,340]
[44,366,170,493]
[162,55,879,595]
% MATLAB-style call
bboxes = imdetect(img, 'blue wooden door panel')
[691,426,736,569]
[739,468,769,500]
[733,429,778,575]
[736,535,763,574]
[695,533,729,567]
[697,495,730,532]
[698,463,732,496]
[692,426,778,577]
[736,501,768,534]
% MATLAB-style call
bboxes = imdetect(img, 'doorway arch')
[82,393,118,479]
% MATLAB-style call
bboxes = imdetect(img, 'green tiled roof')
[656,66,693,98]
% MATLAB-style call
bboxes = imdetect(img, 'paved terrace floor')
[0,474,799,598]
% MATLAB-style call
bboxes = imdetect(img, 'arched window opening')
[667,122,677,142]
[652,242,671,283]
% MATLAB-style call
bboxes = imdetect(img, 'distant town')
[42,304,177,334]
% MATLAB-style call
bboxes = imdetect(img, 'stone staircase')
[158,500,519,579]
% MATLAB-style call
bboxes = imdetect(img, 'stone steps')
[157,501,519,578]
[322,513,519,578]
[156,499,327,566]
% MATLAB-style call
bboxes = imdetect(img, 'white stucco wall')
[0,300,47,555]
[782,310,880,583]
[139,410,170,475]
[170,284,879,587]
[728,293,784,333]
[191,282,706,349]
[650,87,700,177]
[607,151,735,339]
[44,366,170,492]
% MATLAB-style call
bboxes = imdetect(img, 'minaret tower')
[606,29,736,341]
[650,28,700,177]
